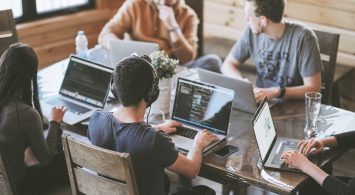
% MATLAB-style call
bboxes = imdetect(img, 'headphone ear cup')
[144,78,159,107]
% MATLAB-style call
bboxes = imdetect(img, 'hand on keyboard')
[193,130,219,149]
[281,150,312,172]
[154,120,183,134]
[49,106,67,123]
[298,139,324,156]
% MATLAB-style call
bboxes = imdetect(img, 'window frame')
[15,0,96,23]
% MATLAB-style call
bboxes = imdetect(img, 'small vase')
[151,78,172,115]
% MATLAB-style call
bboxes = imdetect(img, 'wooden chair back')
[185,0,204,57]
[313,29,340,105]
[0,9,18,56]
[62,135,139,195]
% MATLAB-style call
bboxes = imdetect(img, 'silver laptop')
[170,78,234,153]
[197,68,257,114]
[40,56,112,125]
[109,39,159,67]
[252,97,318,172]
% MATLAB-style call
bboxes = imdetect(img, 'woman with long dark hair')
[0,43,68,194]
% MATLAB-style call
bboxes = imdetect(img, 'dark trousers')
[17,152,69,195]
[185,54,222,73]
[165,173,216,195]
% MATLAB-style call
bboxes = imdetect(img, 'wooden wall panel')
[204,0,355,67]
[16,0,124,69]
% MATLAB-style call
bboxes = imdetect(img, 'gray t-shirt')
[231,22,323,88]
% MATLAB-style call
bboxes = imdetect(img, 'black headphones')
[110,55,160,107]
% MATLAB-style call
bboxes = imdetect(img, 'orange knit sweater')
[98,0,199,64]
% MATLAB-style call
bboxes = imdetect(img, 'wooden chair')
[0,146,17,195]
[313,29,340,105]
[0,9,18,56]
[185,0,204,57]
[62,135,139,195]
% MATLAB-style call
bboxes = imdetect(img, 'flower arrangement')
[149,50,179,80]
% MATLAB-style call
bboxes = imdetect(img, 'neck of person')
[113,100,147,123]
[263,21,286,41]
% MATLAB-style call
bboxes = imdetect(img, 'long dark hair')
[0,43,42,119]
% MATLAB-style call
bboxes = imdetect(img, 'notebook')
[197,68,257,113]
[170,78,234,153]
[252,97,318,172]
[40,55,112,125]
[109,39,159,68]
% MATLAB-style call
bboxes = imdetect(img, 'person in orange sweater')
[98,0,221,73]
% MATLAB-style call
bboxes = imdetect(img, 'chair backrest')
[62,135,139,195]
[0,9,18,56]
[185,0,204,57]
[313,29,340,105]
[0,146,17,195]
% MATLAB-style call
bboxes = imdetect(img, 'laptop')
[40,56,113,125]
[170,78,234,153]
[252,97,318,172]
[197,68,257,113]
[109,39,159,68]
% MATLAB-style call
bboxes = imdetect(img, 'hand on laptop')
[153,120,182,134]
[194,130,219,149]
[281,150,311,172]
[253,87,279,103]
[49,106,67,123]
[298,139,325,156]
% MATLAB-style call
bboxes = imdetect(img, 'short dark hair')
[247,0,285,23]
[0,43,42,118]
[113,56,155,107]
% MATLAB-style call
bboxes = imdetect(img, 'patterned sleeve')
[152,131,179,168]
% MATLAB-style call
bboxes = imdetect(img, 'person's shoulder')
[286,21,316,39]
[177,1,198,18]
[89,111,112,124]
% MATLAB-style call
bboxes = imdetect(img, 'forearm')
[334,131,355,148]
[283,84,320,99]
[302,162,329,185]
[221,62,243,79]
[321,136,338,148]
[322,176,355,195]
[170,30,196,64]
[186,143,204,177]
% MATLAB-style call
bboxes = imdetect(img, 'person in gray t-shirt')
[222,0,322,102]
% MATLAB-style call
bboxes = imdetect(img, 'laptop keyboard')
[176,126,198,139]
[271,140,298,165]
[47,99,91,115]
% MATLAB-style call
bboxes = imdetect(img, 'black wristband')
[278,86,286,98]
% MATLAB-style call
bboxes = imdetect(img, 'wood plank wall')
[16,0,124,69]
[204,0,355,68]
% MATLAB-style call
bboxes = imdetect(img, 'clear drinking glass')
[304,92,322,139]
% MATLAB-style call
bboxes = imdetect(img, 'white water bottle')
[75,31,88,59]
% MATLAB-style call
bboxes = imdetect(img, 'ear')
[260,16,267,26]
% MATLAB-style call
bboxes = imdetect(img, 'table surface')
[38,59,355,194]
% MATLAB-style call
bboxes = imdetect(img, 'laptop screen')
[252,98,277,163]
[59,56,112,108]
[172,78,234,135]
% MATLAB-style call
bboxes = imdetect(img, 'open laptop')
[40,56,112,125]
[252,97,318,172]
[109,39,159,68]
[197,68,257,113]
[170,78,234,153]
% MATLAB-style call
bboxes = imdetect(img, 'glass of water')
[304,92,322,139]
